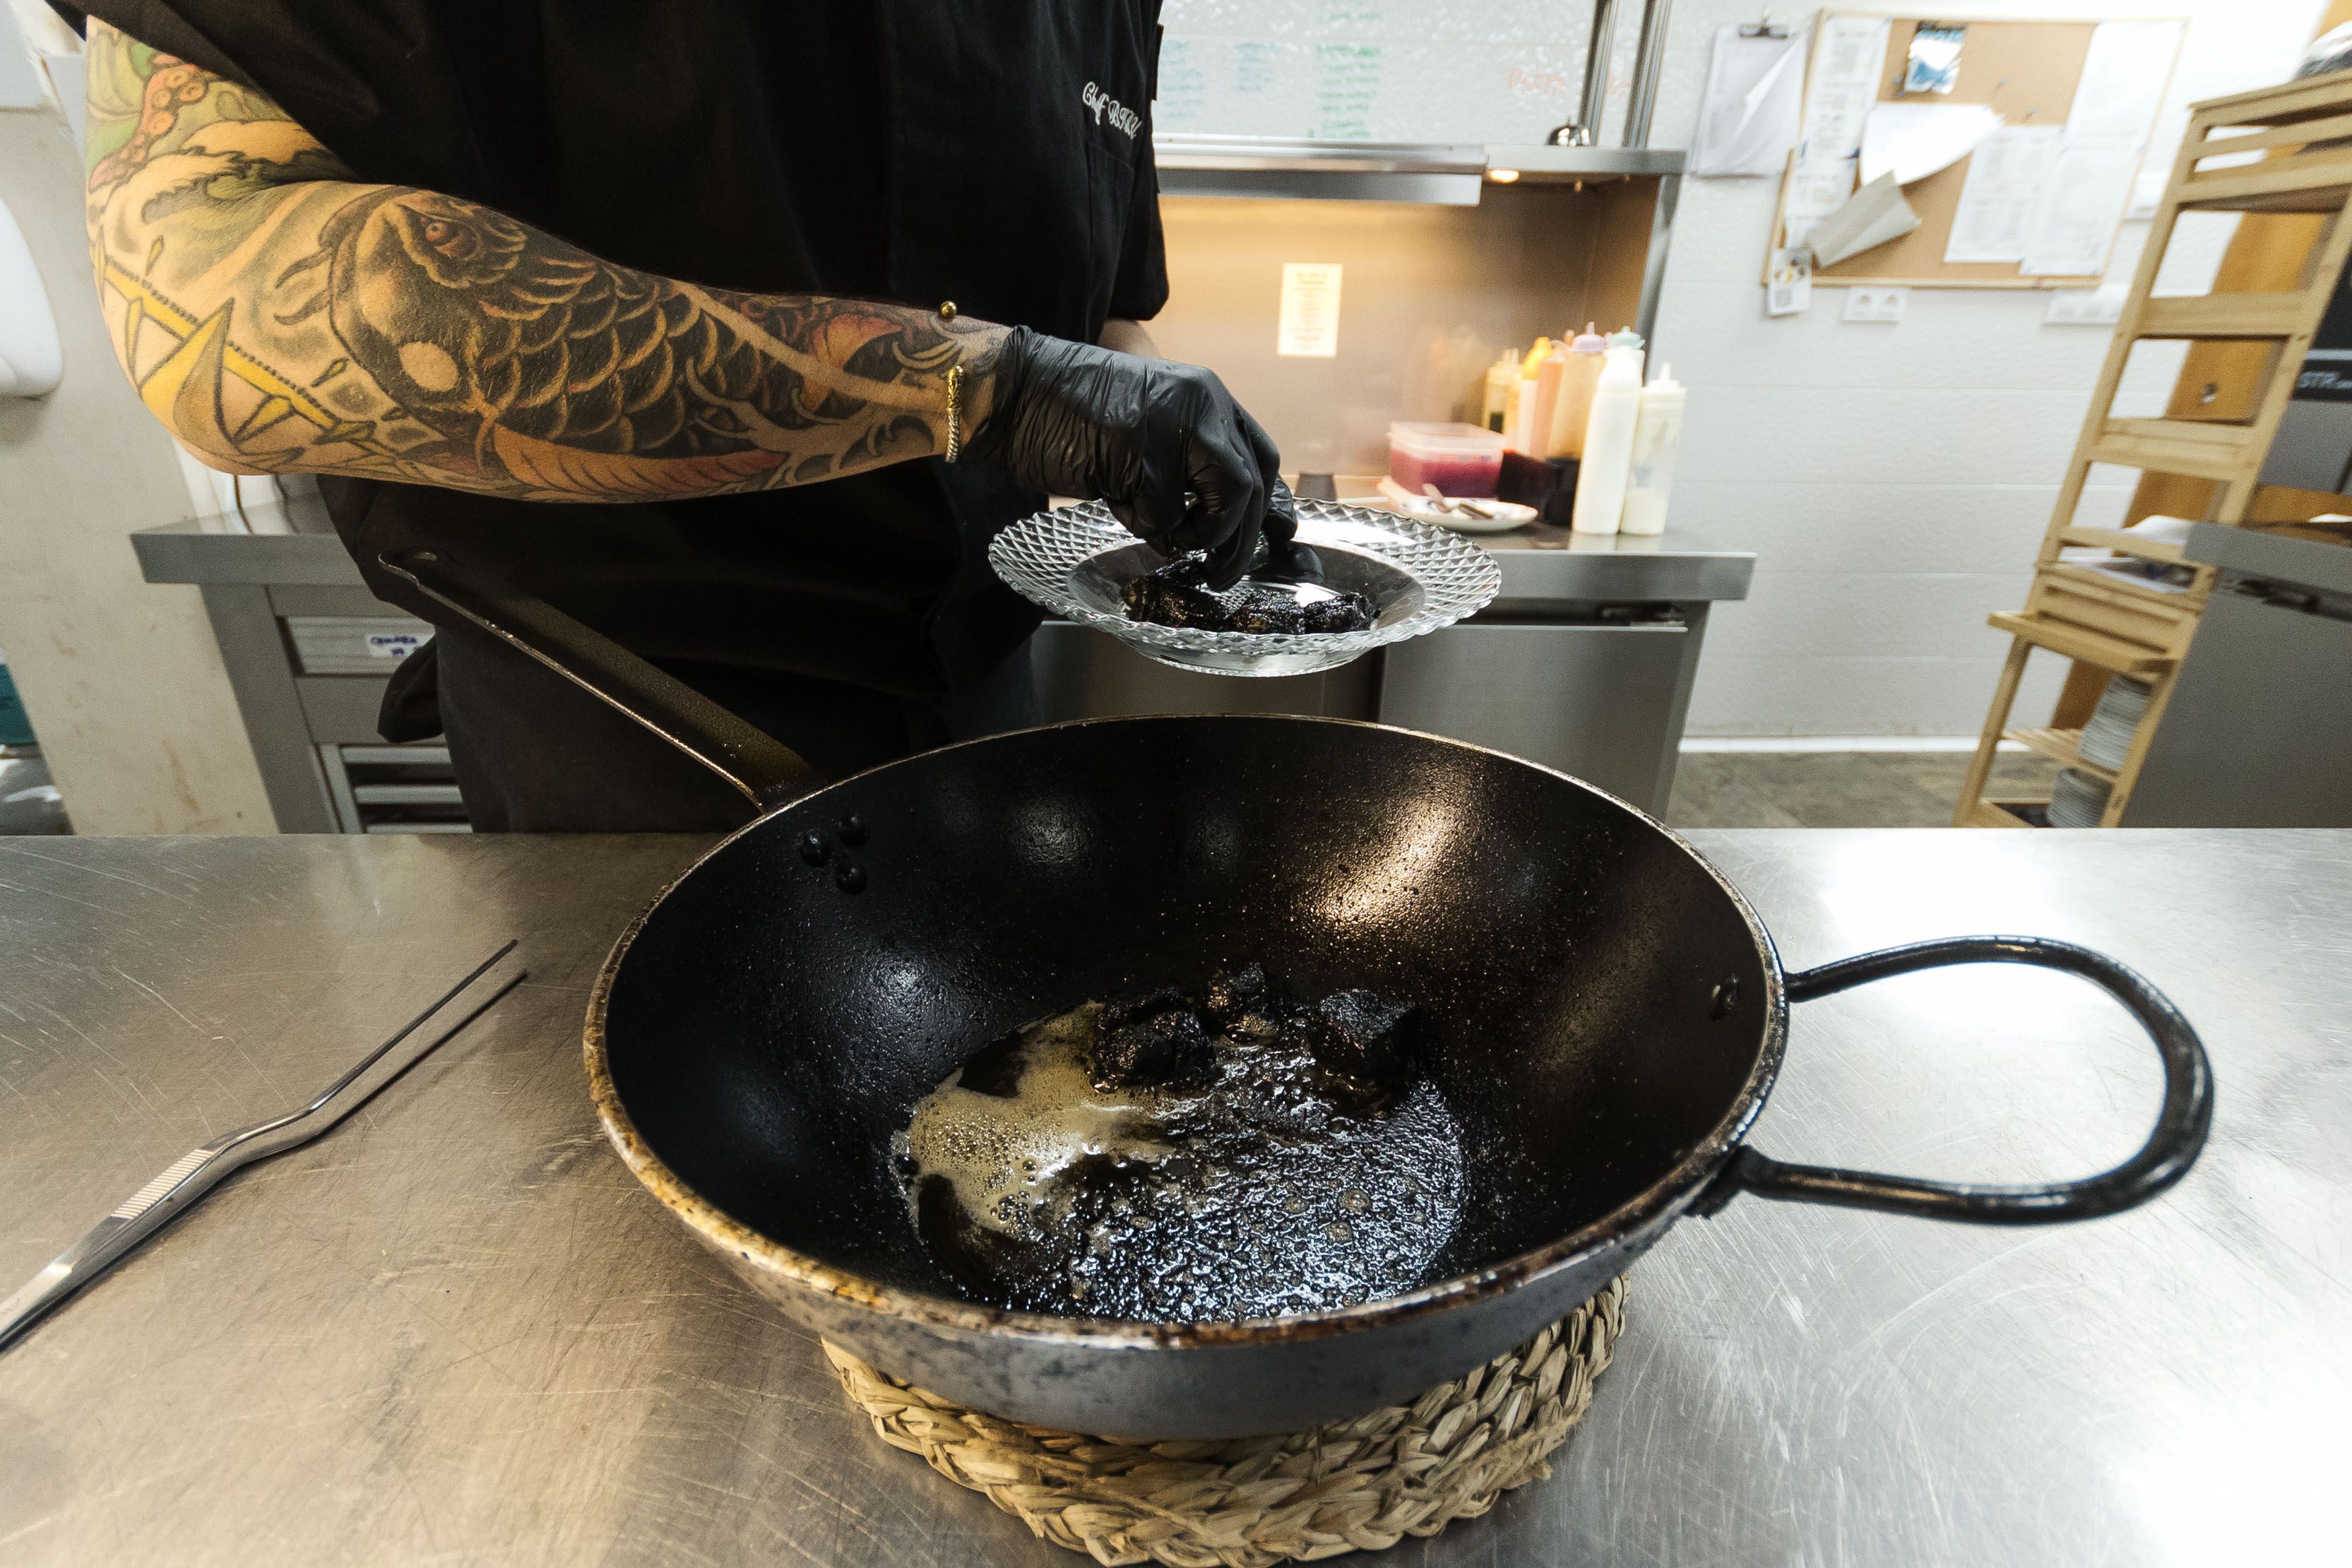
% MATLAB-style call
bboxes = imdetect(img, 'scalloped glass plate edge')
[988,499,1501,678]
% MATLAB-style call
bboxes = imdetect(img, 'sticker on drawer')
[285,616,434,675]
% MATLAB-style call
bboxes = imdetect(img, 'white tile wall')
[1642,0,2328,737]
[0,93,275,831]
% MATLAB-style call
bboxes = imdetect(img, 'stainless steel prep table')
[1031,523,1754,815]
[1,830,2343,1567]
[135,521,1754,830]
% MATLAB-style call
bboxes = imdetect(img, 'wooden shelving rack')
[1956,68,2352,828]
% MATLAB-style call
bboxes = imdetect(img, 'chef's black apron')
[65,0,1168,829]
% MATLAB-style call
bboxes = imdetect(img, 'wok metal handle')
[1698,936,2213,1225]
[377,548,824,814]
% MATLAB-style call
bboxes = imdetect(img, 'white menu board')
[1157,0,1591,143]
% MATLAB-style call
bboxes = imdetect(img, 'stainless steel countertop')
[131,519,1756,606]
[1473,521,1753,607]
[1,830,2341,1566]
[2187,520,2352,597]
[131,521,362,587]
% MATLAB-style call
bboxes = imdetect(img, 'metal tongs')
[1374,475,1496,521]
[0,941,525,1353]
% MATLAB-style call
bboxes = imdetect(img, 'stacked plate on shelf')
[2077,677,2152,773]
[2048,767,2115,827]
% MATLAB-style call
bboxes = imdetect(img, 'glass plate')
[989,498,1503,676]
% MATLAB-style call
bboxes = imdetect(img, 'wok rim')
[582,714,1789,1350]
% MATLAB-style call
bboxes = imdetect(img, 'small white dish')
[1342,494,1539,534]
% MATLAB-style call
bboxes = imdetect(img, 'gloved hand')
[966,326,1295,590]
[1250,537,1326,588]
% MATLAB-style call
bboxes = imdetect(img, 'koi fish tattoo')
[81,20,1004,501]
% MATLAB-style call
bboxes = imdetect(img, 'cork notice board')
[1770,14,2181,289]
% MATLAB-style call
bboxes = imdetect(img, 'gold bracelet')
[944,362,963,463]
[939,300,963,463]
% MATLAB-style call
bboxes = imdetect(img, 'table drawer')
[285,615,431,675]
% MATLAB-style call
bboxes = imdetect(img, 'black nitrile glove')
[1252,535,1326,588]
[1264,478,1299,552]
[967,326,1290,590]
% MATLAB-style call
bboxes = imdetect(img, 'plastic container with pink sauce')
[1386,422,1506,499]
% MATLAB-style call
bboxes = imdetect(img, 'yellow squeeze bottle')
[1482,350,1518,434]
[1531,342,1568,465]
[1512,339,1549,456]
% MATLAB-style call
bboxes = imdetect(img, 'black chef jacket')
[67,0,1168,829]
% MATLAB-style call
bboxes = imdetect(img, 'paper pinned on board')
[2067,20,2183,144]
[1808,174,1924,266]
[1692,24,1809,177]
[1859,102,2003,186]
[2005,18,2176,277]
[1784,161,1856,249]
[1800,14,1891,166]
[1276,262,1343,357]
[2021,141,2143,276]
[1781,13,1884,248]
[1944,125,2063,263]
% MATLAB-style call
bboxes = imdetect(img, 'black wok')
[385,550,2211,1441]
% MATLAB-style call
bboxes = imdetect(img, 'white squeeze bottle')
[1570,335,1645,535]
[1545,323,1607,458]
[1621,364,1685,536]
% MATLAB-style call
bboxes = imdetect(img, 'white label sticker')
[1276,263,1343,358]
[1766,247,1813,316]
[365,632,426,660]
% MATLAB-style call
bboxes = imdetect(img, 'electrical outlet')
[2045,287,2127,326]
[1842,287,1908,323]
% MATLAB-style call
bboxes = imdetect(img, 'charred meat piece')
[1202,962,1270,1023]
[1302,592,1377,633]
[905,975,1459,1320]
[1100,986,1192,1030]
[1305,990,1427,1113]
[1120,552,1379,636]
[1088,973,1420,1111]
[1091,992,1216,1092]
[1225,586,1309,634]
[1120,567,1228,629]
[1207,963,1308,1052]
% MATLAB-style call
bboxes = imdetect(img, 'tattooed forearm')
[80,20,1005,501]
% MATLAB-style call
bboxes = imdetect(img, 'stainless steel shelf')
[1153,136,1684,203]
[1484,144,1686,179]
[1153,136,1487,174]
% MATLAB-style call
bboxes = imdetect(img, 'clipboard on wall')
[1767,13,2185,290]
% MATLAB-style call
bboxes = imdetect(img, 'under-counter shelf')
[2002,726,2119,785]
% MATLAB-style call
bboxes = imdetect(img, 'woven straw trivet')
[824,1273,1627,1568]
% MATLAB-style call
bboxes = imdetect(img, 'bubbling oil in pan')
[894,968,1466,1322]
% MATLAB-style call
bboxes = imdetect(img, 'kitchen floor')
[1665,749,2060,828]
